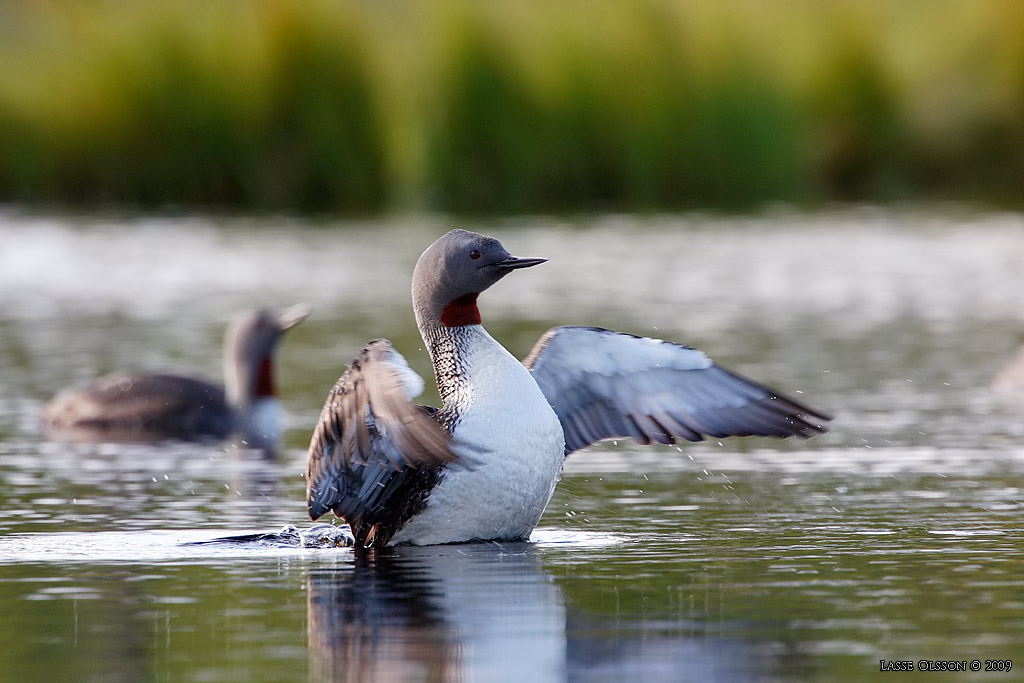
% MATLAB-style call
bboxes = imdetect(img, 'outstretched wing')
[305,339,454,545]
[524,327,831,455]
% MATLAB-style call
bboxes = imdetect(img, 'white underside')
[391,327,565,545]
[236,398,282,449]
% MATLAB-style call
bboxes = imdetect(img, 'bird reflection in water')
[306,543,564,682]
[304,542,783,682]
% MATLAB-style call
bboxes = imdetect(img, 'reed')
[1,0,1023,213]
[0,1,386,211]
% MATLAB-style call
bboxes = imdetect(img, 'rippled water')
[1,208,1023,682]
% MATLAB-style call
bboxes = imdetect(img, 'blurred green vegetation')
[1,0,1023,214]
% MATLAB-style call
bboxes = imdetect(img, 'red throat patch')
[441,293,481,327]
[255,357,275,398]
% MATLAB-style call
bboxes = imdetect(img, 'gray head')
[412,229,545,330]
[224,304,311,407]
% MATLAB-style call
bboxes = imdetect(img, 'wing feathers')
[305,339,454,529]
[525,326,831,456]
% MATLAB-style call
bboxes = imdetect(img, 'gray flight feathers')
[524,326,832,455]
[306,339,455,521]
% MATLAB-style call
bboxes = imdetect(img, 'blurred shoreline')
[1,0,1023,215]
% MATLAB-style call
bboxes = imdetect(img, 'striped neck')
[420,322,481,408]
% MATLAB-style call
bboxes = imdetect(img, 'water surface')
[1,209,1023,681]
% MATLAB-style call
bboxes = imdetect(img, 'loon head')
[412,229,546,329]
[224,304,310,407]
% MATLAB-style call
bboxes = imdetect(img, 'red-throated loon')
[306,230,830,547]
[42,305,309,449]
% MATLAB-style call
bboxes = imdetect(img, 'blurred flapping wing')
[306,339,454,524]
[524,327,831,455]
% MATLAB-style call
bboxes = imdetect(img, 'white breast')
[236,397,282,450]
[391,327,566,545]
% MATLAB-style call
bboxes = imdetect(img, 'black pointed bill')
[492,255,547,271]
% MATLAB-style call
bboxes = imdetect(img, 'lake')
[0,208,1022,681]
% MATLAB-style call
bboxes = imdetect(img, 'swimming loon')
[42,305,309,449]
[306,230,830,547]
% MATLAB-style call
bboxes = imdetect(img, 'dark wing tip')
[747,375,834,437]
[308,496,330,521]
[766,393,833,426]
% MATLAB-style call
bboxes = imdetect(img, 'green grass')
[1,0,1024,214]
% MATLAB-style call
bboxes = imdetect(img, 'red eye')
[470,250,481,260]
